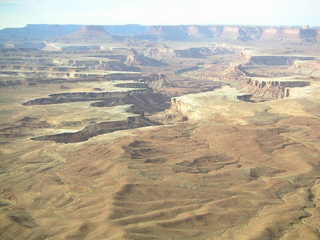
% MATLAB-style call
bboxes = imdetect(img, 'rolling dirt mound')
[3,115,319,239]
[0,117,52,139]
[2,89,320,239]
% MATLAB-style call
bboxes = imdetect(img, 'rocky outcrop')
[257,27,316,42]
[220,26,239,40]
[293,60,320,78]
[238,27,263,41]
[225,64,311,100]
[175,46,233,58]
[248,56,315,66]
[243,79,310,99]
[23,81,171,114]
[145,26,190,41]
[0,67,143,80]
[281,27,301,41]
[185,25,214,39]
[144,25,320,43]
[98,61,141,72]
[113,74,171,91]
[0,73,143,88]
[261,27,280,40]
[22,91,134,105]
[0,71,169,89]
[32,116,158,143]
[142,73,171,90]
[143,25,320,43]
[142,46,175,59]
[125,50,167,66]
[164,87,253,122]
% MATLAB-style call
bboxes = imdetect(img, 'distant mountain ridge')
[63,25,112,42]
[0,24,319,43]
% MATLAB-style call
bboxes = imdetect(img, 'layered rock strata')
[1,24,320,43]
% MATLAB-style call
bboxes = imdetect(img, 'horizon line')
[1,23,319,31]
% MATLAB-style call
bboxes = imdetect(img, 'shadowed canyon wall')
[224,63,312,101]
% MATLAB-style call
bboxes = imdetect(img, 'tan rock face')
[64,25,111,41]
[221,26,240,39]
[293,61,320,78]
[125,51,166,67]
[126,25,320,43]
[244,79,291,99]
[125,54,137,65]
[2,24,320,43]
[261,28,280,40]
[143,47,175,59]
[223,62,312,101]
[281,28,301,41]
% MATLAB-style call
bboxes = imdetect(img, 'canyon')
[1,24,320,240]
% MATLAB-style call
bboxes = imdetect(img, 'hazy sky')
[0,0,319,29]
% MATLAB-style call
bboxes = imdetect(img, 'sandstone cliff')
[293,60,320,78]
[224,64,312,101]
[125,50,167,66]
[140,25,320,43]
[63,25,112,42]
[1,24,320,43]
